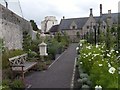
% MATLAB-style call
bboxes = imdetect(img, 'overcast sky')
[0,0,120,29]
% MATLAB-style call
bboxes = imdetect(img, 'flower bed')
[77,40,119,89]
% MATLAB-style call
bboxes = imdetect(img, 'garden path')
[25,43,78,88]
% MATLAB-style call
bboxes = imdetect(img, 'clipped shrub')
[82,77,88,83]
[86,80,92,86]
[80,73,89,79]
[77,78,83,84]
[81,84,90,89]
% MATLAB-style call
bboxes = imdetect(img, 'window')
[87,26,89,29]
[72,26,76,29]
[103,26,105,29]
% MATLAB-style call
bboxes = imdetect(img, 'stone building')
[0,4,33,50]
[50,4,118,42]
[41,16,58,32]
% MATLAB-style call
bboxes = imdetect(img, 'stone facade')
[58,4,118,41]
[0,4,33,50]
[41,16,58,32]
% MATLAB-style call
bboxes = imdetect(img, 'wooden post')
[21,66,24,83]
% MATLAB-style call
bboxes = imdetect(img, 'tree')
[117,26,120,53]
[22,31,32,51]
[30,20,39,31]
[76,31,80,38]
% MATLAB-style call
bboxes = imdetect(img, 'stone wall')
[0,4,33,50]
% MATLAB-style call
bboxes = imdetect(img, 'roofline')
[61,17,89,20]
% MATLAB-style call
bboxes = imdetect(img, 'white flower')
[86,46,91,49]
[80,44,82,47]
[101,46,104,49]
[111,49,114,52]
[93,54,99,57]
[76,47,79,50]
[96,44,99,48]
[106,50,109,52]
[118,71,120,74]
[99,64,103,67]
[89,59,91,61]
[108,63,111,67]
[88,52,92,55]
[92,57,94,60]
[108,67,116,74]
[116,51,119,54]
[86,55,88,57]
[107,54,110,57]
[102,59,104,61]
[95,85,102,90]
[80,62,83,64]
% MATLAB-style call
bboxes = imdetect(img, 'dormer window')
[70,21,77,29]
[72,26,76,29]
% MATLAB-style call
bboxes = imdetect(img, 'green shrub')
[28,50,38,58]
[78,41,118,88]
[2,50,25,69]
[2,79,11,90]
[2,79,11,86]
[0,85,11,90]
[2,69,13,79]
[11,79,25,89]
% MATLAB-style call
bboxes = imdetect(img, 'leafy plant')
[11,79,25,89]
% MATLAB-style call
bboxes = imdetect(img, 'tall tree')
[30,20,39,31]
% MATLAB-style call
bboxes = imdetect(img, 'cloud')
[0,0,119,29]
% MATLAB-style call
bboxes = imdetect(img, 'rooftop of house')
[59,13,118,30]
[49,25,59,32]
[59,17,89,30]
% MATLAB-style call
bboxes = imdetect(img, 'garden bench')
[9,53,37,80]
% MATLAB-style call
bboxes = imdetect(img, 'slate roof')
[49,25,59,32]
[59,17,88,30]
[59,13,118,30]
[101,13,118,23]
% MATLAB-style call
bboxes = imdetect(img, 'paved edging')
[70,57,77,88]
[47,50,67,69]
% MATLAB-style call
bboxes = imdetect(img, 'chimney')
[5,1,8,8]
[63,16,65,19]
[100,4,102,16]
[90,8,93,16]
[108,10,111,14]
[108,10,111,18]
